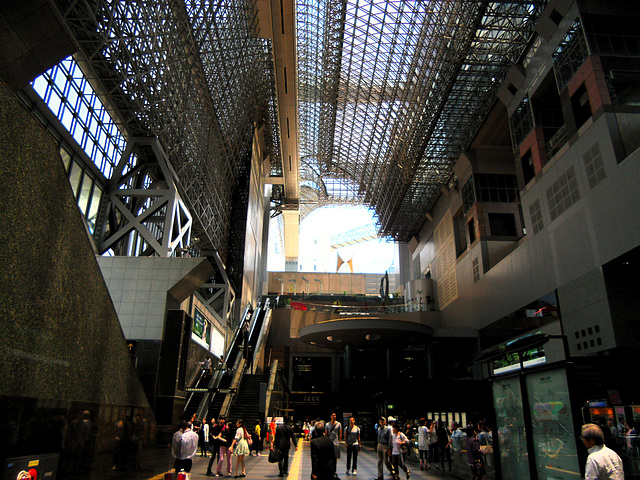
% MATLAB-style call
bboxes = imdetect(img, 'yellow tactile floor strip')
[287,438,305,480]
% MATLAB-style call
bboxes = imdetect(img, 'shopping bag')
[165,471,190,480]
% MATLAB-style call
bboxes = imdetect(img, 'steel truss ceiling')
[51,0,281,261]
[297,0,547,240]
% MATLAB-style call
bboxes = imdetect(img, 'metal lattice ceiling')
[297,0,547,240]
[52,0,281,262]
[50,0,547,253]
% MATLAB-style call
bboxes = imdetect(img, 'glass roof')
[297,0,547,240]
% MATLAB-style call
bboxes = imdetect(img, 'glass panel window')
[68,161,83,198]
[462,176,475,215]
[60,146,72,172]
[474,174,520,206]
[553,18,590,91]
[86,183,103,234]
[31,56,128,179]
[526,369,580,479]
[493,377,531,480]
[510,96,534,147]
[78,173,93,216]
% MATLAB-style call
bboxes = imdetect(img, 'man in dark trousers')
[206,416,224,476]
[311,422,337,480]
[273,416,298,476]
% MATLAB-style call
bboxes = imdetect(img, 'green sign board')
[193,308,206,340]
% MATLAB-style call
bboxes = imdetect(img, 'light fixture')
[327,336,342,343]
[366,334,381,341]
[504,333,551,354]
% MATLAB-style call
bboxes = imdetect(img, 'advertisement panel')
[193,308,206,340]
[526,369,580,480]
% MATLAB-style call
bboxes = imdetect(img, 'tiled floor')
[185,442,464,480]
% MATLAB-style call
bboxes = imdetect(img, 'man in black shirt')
[273,416,298,476]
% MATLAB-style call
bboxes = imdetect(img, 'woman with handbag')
[345,416,361,476]
[230,419,250,478]
[389,422,411,480]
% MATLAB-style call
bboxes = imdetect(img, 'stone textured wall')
[0,79,149,406]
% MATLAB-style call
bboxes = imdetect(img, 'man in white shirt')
[327,412,343,479]
[580,423,624,480]
[173,420,200,473]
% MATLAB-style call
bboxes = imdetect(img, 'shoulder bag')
[268,448,280,463]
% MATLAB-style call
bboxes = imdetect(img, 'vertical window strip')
[583,142,606,189]
[472,258,480,283]
[529,199,544,234]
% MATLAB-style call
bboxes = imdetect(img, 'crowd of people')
[171,413,630,480]
[170,414,257,478]
[170,413,489,480]
[374,416,487,480]
[170,414,296,478]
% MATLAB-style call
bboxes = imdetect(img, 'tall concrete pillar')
[283,209,299,271]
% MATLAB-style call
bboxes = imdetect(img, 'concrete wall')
[97,256,212,340]
[412,109,640,334]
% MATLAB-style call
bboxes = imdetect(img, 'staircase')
[228,374,268,427]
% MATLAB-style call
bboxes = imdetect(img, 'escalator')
[208,375,232,419]
[184,368,212,418]
[185,299,273,422]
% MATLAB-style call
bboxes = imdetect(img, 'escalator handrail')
[223,304,256,366]
[194,304,254,419]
